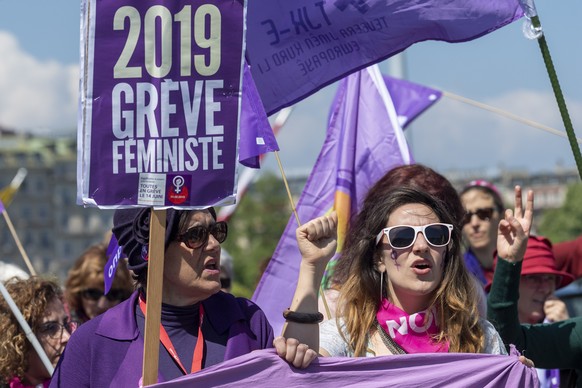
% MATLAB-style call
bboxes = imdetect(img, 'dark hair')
[459,183,505,213]
[112,207,216,280]
[367,164,465,224]
[132,209,217,288]
[340,186,461,289]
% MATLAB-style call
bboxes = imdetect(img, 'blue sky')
[0,0,580,178]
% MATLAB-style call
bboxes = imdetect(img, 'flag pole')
[1,208,36,276]
[217,107,294,223]
[274,152,301,226]
[0,170,35,275]
[0,281,53,374]
[273,134,335,325]
[272,129,335,326]
[270,107,299,226]
[141,208,166,386]
[0,168,27,207]
[519,0,582,179]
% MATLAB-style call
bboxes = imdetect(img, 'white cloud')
[0,31,78,136]
[264,85,582,176]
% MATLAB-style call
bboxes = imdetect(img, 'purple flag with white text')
[253,65,443,334]
[152,348,538,387]
[104,234,125,294]
[247,0,523,114]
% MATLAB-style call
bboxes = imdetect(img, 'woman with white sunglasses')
[276,185,533,362]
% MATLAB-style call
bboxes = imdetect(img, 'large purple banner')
[152,348,538,387]
[78,0,245,208]
[247,0,523,115]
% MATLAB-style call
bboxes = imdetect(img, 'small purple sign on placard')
[78,0,245,208]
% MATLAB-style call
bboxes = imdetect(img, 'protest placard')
[78,0,245,208]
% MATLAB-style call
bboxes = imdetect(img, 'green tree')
[538,183,582,243]
[219,172,294,298]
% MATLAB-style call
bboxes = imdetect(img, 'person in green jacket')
[488,188,582,387]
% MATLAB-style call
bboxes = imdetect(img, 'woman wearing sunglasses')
[0,277,75,388]
[51,207,280,387]
[65,243,133,324]
[277,185,533,363]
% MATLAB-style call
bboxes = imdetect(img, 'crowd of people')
[0,163,580,387]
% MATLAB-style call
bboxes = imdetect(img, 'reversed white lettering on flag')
[255,137,265,145]
[137,173,166,206]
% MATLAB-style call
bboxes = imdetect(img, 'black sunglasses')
[81,288,129,302]
[462,207,496,225]
[179,221,228,249]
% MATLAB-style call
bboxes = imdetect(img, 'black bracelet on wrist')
[282,308,324,324]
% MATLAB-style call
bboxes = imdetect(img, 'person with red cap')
[487,236,573,324]
[521,236,572,324]
[488,236,580,387]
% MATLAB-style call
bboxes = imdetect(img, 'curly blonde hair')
[336,187,484,356]
[65,243,133,323]
[0,276,62,384]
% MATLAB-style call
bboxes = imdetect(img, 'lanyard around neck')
[138,297,205,374]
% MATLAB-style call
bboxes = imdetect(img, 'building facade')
[0,134,113,281]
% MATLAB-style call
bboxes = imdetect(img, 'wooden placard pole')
[142,208,166,386]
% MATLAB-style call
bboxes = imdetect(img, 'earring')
[379,270,384,301]
[391,250,397,261]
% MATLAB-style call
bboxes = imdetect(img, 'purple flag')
[103,234,125,294]
[247,0,523,115]
[0,198,4,213]
[385,76,443,128]
[252,65,443,334]
[151,347,538,387]
[238,61,279,169]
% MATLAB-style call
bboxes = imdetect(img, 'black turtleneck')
[136,299,227,381]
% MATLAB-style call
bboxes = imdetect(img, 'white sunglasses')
[375,223,454,249]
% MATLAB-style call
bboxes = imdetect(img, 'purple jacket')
[50,291,274,387]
